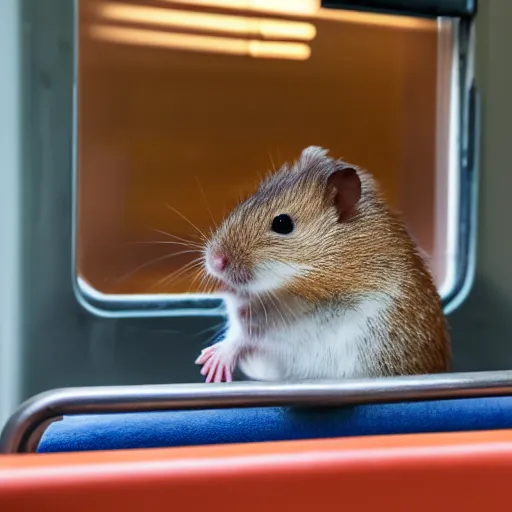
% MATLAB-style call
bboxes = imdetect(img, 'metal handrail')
[2,370,512,453]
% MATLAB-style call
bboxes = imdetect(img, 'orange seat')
[1,430,512,511]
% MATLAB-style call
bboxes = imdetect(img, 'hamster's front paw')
[195,342,239,383]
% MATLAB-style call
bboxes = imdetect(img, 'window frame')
[72,0,479,318]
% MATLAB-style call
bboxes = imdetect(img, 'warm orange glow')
[156,0,320,16]
[88,24,311,59]
[97,3,317,41]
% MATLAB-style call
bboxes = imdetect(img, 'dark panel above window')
[321,0,477,18]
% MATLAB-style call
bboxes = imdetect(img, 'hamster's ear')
[326,167,361,222]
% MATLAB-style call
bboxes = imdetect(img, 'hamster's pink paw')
[194,346,215,365]
[195,342,236,383]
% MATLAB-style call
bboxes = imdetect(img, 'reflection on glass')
[89,25,313,60]
[96,4,317,40]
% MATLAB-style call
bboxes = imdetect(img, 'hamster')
[195,146,450,383]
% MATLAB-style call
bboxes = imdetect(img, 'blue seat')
[37,396,512,452]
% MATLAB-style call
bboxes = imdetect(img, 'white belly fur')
[238,296,390,381]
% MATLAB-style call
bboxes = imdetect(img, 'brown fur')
[206,146,451,375]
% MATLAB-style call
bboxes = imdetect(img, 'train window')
[74,0,476,316]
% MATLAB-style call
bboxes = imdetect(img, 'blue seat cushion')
[37,396,512,453]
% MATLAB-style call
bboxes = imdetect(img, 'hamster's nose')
[210,253,229,272]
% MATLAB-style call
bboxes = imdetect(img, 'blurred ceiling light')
[97,3,317,41]
[157,0,432,29]
[315,8,433,29]
[89,25,311,60]
[156,0,320,16]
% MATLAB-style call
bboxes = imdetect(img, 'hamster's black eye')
[271,214,294,235]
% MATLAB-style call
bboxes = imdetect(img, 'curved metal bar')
[3,370,512,453]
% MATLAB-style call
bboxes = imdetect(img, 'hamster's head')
[203,146,376,300]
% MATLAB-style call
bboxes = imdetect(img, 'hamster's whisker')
[256,294,269,327]
[188,267,205,292]
[202,325,227,348]
[205,271,221,295]
[167,257,204,285]
[186,268,202,293]
[268,152,277,172]
[165,204,208,242]
[194,176,218,230]
[197,271,208,291]
[148,257,204,292]
[206,276,218,294]
[194,264,218,294]
[198,270,217,294]
[194,321,226,340]
[151,229,203,248]
[150,263,203,293]
[277,294,300,324]
[265,290,288,327]
[129,241,203,250]
[197,274,210,294]
[115,250,201,284]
